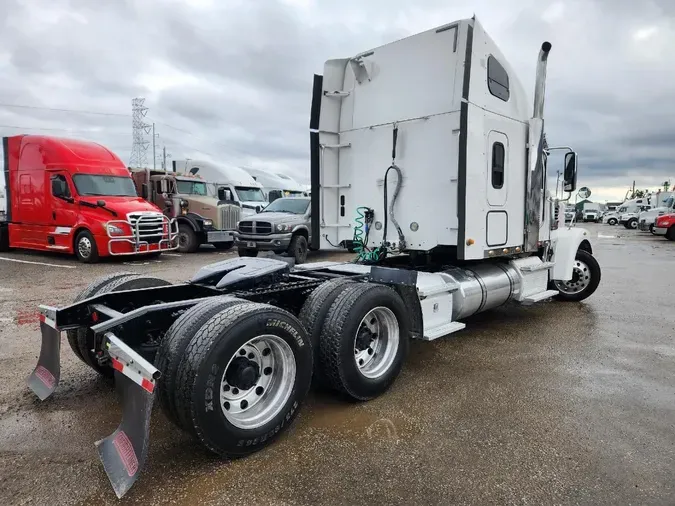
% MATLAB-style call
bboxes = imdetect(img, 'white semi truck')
[638,193,675,232]
[172,159,267,217]
[603,197,652,226]
[246,167,307,202]
[26,17,600,498]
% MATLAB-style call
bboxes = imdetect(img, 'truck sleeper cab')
[0,135,177,262]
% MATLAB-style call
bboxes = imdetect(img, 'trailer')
[27,17,601,498]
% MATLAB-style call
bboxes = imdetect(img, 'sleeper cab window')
[491,142,505,189]
[487,55,509,102]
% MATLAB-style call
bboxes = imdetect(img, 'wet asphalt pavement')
[0,223,673,505]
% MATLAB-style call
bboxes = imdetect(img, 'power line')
[0,102,130,117]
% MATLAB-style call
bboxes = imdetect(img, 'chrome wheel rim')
[219,334,296,430]
[554,260,591,295]
[78,237,92,258]
[630,220,637,229]
[354,306,399,379]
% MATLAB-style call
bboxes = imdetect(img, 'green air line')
[353,206,383,262]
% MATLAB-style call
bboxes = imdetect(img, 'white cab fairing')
[312,18,531,259]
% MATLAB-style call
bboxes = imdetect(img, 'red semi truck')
[0,135,177,262]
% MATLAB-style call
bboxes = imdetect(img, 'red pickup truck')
[0,135,177,262]
[653,213,675,241]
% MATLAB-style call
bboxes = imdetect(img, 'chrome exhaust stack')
[533,42,552,120]
[524,42,552,252]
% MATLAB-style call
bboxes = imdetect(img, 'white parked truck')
[582,202,602,222]
[638,194,675,232]
[26,17,600,498]
[246,167,307,202]
[604,197,651,226]
[172,159,267,217]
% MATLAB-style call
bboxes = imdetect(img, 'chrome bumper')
[106,215,178,256]
[207,230,235,243]
[234,232,292,250]
[653,226,667,236]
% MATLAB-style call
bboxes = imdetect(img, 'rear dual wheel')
[160,300,312,456]
[311,283,411,401]
[66,274,172,376]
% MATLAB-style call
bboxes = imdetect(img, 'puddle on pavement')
[299,393,417,443]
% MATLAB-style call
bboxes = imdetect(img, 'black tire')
[238,248,258,257]
[552,249,601,302]
[65,271,136,361]
[156,296,251,432]
[318,283,410,401]
[0,225,9,252]
[627,218,638,229]
[74,229,99,263]
[666,226,675,241]
[298,278,360,386]
[174,303,312,456]
[288,234,308,264]
[213,242,234,251]
[178,224,199,253]
[75,275,172,376]
[649,224,655,234]
[607,218,617,225]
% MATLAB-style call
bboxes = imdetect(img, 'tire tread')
[156,296,249,431]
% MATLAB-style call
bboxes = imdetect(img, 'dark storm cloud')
[0,0,673,195]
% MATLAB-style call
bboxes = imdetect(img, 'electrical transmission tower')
[129,98,151,167]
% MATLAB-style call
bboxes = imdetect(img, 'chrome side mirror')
[577,186,591,200]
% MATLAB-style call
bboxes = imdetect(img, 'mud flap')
[95,332,160,498]
[27,308,61,400]
[95,372,155,499]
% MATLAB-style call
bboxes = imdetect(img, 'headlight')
[276,223,290,232]
[107,224,125,236]
[203,219,213,227]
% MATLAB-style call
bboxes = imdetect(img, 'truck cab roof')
[8,134,129,175]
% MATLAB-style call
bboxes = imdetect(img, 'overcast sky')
[0,0,673,202]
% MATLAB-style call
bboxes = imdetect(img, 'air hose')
[382,124,406,250]
[352,206,383,262]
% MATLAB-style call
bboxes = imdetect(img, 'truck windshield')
[177,181,207,195]
[73,175,137,197]
[262,198,310,214]
[235,187,266,202]
[283,190,305,197]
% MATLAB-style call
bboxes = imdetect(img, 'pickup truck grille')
[220,205,240,230]
[238,221,273,235]
[128,212,165,244]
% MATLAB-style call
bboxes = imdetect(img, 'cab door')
[47,171,78,250]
